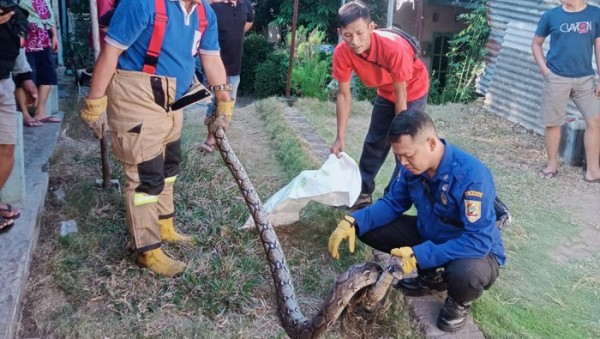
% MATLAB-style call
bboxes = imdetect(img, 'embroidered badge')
[465,190,483,199]
[441,192,448,205]
[465,200,481,223]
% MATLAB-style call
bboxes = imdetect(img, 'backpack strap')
[379,27,420,61]
[142,0,168,74]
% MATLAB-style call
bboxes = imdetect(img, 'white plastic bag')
[241,152,361,228]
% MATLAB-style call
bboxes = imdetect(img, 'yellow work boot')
[159,218,193,244]
[136,248,186,277]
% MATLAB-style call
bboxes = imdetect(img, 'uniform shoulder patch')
[464,199,481,223]
[465,190,483,199]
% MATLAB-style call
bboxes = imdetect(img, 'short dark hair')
[337,1,370,28]
[387,110,437,143]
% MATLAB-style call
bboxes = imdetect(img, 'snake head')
[386,256,406,280]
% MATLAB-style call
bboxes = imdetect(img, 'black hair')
[387,110,436,143]
[337,1,370,28]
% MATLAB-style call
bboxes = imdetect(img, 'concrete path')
[0,112,63,339]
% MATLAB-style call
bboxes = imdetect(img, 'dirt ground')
[17,87,600,337]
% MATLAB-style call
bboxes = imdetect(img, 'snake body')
[214,129,401,338]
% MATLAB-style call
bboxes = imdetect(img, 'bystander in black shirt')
[210,0,254,76]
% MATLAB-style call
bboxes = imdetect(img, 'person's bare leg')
[0,144,15,189]
[583,114,600,181]
[0,144,20,222]
[15,87,38,125]
[34,84,51,119]
[541,126,561,177]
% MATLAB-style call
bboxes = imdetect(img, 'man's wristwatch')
[209,83,233,91]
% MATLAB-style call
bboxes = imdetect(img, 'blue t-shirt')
[535,4,600,78]
[352,141,506,270]
[106,0,220,98]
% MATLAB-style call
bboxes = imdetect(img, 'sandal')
[538,169,558,179]
[0,203,20,220]
[37,116,62,123]
[0,216,15,233]
[23,119,43,127]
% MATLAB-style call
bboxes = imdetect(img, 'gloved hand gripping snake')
[212,127,406,338]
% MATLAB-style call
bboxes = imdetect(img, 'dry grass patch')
[19,91,420,338]
[294,97,600,338]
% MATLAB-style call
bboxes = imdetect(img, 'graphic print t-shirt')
[535,4,600,77]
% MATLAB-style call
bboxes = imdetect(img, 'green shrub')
[291,28,332,101]
[427,71,444,105]
[240,34,274,95]
[352,76,377,103]
[440,0,489,103]
[254,51,289,98]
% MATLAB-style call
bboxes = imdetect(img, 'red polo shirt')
[332,30,429,103]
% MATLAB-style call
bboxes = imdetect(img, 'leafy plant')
[353,76,377,103]
[291,28,332,101]
[63,4,95,78]
[427,70,444,105]
[440,0,490,103]
[276,0,388,42]
[239,34,275,95]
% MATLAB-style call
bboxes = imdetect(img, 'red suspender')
[142,0,168,74]
[197,1,207,34]
[142,0,208,74]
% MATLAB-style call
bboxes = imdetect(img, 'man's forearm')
[532,43,548,75]
[88,44,122,99]
[335,91,351,140]
[200,54,231,101]
[595,38,600,78]
[394,81,407,114]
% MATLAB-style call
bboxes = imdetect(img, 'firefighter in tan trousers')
[80,0,233,277]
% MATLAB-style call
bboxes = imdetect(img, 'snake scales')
[214,128,404,338]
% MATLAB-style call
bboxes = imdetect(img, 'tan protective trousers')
[106,69,182,252]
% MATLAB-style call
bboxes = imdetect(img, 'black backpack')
[356,26,421,68]
[379,26,421,61]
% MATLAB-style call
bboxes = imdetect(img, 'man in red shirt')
[331,0,429,209]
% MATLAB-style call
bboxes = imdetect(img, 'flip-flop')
[0,216,15,234]
[0,203,20,220]
[37,116,62,123]
[23,119,43,127]
[583,177,600,184]
[539,169,558,179]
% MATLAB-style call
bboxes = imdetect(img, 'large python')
[213,128,404,338]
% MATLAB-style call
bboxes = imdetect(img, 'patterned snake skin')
[214,128,405,338]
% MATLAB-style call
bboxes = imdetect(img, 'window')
[431,33,453,89]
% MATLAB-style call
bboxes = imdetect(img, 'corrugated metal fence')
[477,0,599,134]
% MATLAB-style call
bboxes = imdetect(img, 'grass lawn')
[19,86,599,338]
[294,97,600,338]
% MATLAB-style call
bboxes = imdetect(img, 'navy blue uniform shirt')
[352,140,506,269]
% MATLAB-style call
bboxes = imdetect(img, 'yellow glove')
[390,247,418,275]
[328,215,356,260]
[208,99,235,134]
[80,96,108,139]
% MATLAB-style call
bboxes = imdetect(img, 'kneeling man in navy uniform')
[328,110,506,332]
